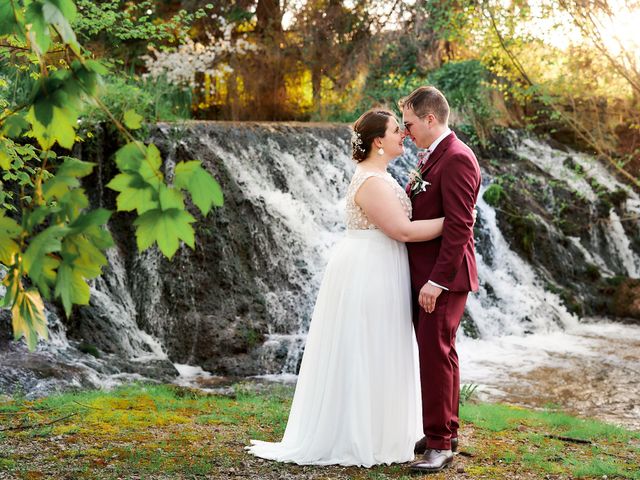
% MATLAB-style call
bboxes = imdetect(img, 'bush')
[428,60,496,142]
[81,74,192,138]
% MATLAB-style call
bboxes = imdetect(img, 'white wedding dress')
[246,166,422,467]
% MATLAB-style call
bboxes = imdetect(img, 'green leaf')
[42,173,79,201]
[146,144,162,170]
[1,114,30,138]
[0,139,14,169]
[31,254,60,300]
[57,188,89,220]
[113,183,158,215]
[114,142,146,171]
[25,1,51,55]
[57,157,95,178]
[68,208,112,233]
[136,143,163,189]
[0,212,21,265]
[23,225,67,285]
[12,288,48,351]
[41,158,94,203]
[123,109,143,130]
[1,269,20,309]
[174,161,223,215]
[85,59,108,76]
[54,260,90,317]
[42,0,80,54]
[24,205,53,233]
[158,184,184,211]
[62,234,108,279]
[133,208,196,259]
[0,1,23,38]
[26,104,78,150]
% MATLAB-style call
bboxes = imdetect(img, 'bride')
[246,109,448,467]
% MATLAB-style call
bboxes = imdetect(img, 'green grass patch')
[0,382,638,479]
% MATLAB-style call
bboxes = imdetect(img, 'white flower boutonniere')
[408,168,431,198]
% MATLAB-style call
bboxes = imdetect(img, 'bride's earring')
[377,147,384,156]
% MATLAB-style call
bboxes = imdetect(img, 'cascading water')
[2,124,639,425]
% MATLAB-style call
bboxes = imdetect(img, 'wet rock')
[611,278,640,321]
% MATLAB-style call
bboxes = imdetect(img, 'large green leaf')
[133,208,196,259]
[25,1,51,55]
[57,157,95,178]
[23,224,67,285]
[26,104,77,150]
[137,143,163,189]
[42,0,79,53]
[54,260,90,317]
[114,142,146,171]
[116,184,158,214]
[25,0,79,56]
[174,160,224,215]
[158,184,185,211]
[31,254,60,300]
[0,1,24,38]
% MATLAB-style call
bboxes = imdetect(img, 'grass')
[0,382,638,479]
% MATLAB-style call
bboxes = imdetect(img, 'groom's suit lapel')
[420,131,456,177]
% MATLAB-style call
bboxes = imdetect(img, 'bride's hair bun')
[351,109,395,162]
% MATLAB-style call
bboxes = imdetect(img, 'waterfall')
[466,192,579,337]
[514,134,640,277]
[3,124,640,397]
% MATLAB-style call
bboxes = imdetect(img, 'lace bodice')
[345,167,412,230]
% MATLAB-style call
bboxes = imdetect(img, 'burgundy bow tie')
[417,149,432,168]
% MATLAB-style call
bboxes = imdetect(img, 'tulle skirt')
[246,229,422,467]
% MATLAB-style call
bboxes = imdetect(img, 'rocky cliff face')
[2,122,639,397]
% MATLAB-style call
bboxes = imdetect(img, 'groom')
[400,86,481,473]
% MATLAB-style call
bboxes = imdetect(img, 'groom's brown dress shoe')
[409,448,454,473]
[414,436,458,455]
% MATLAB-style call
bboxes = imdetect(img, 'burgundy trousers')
[412,289,468,450]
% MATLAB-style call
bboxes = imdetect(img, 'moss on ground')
[0,382,638,479]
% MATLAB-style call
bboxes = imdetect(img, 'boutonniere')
[408,168,431,198]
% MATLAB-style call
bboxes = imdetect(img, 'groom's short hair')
[398,86,449,125]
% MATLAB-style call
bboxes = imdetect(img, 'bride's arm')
[355,177,444,242]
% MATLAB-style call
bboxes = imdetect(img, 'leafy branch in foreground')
[0,0,223,351]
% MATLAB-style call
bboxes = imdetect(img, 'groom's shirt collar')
[427,127,452,154]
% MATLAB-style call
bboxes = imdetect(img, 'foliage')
[0,0,223,351]
[72,0,212,68]
[429,60,496,142]
[79,73,192,139]
[483,183,504,207]
[459,383,478,405]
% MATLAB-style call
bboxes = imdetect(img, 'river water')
[459,319,640,430]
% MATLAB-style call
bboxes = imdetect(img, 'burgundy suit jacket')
[405,132,481,292]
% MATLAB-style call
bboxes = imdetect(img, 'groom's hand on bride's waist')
[419,282,443,313]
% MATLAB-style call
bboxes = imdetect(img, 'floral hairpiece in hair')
[351,129,365,154]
